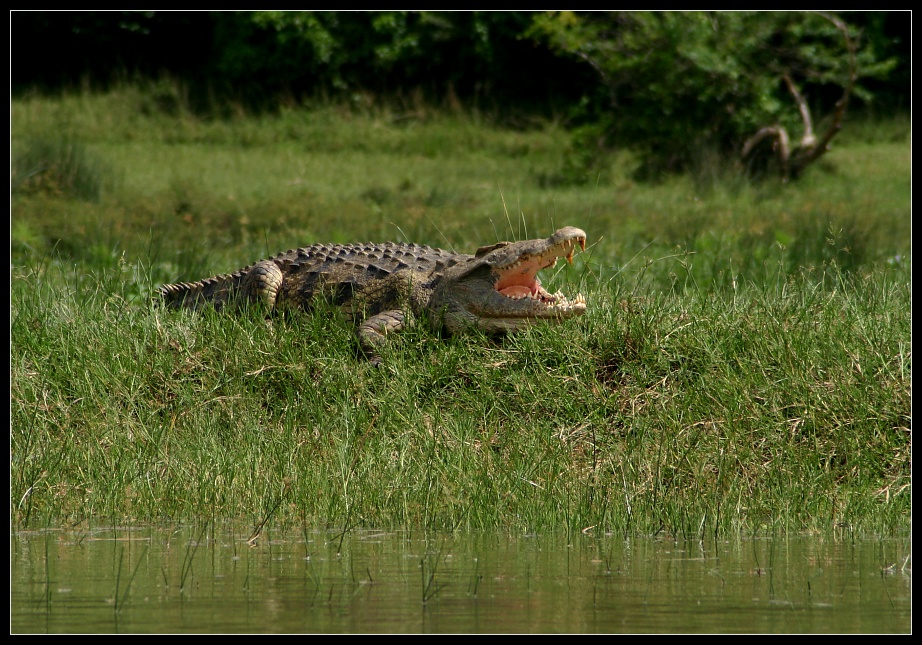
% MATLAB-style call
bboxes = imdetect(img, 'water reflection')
[10,525,911,633]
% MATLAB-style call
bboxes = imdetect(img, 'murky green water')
[10,524,911,633]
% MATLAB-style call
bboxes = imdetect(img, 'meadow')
[10,87,911,538]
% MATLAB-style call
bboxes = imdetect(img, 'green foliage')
[13,11,908,127]
[205,11,579,113]
[528,11,898,180]
[15,12,583,114]
[11,137,112,201]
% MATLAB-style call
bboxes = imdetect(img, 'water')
[10,524,911,633]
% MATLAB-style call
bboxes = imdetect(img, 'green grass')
[10,87,911,537]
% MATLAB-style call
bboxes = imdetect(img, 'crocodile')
[158,226,587,364]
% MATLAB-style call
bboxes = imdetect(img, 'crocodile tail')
[158,274,241,310]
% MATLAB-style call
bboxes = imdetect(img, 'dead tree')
[741,13,857,182]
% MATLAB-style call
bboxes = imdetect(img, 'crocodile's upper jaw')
[432,226,588,334]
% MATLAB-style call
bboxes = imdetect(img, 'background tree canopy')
[527,11,901,179]
[12,11,909,180]
[11,11,595,115]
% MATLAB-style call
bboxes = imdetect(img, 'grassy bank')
[10,88,912,537]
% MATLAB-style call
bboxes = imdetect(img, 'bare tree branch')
[743,12,857,181]
[788,12,857,177]
[741,125,790,179]
[783,74,817,150]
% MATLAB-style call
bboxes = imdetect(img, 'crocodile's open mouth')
[493,231,586,310]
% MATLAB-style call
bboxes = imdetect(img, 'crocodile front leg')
[357,309,410,366]
[240,260,284,309]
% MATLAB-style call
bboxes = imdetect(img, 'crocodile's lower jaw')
[477,292,587,332]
